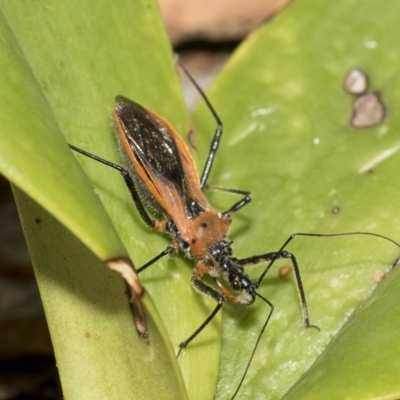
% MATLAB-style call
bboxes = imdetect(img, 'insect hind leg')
[177,61,223,190]
[69,144,156,228]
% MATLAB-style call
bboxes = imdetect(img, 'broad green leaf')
[190,0,400,399]
[13,186,183,400]
[0,1,219,399]
[285,265,400,400]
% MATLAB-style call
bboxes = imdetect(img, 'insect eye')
[232,280,241,291]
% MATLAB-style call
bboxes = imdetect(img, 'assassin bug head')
[69,62,400,400]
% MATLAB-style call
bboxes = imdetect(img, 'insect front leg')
[238,251,319,329]
[241,231,400,330]
[177,263,226,357]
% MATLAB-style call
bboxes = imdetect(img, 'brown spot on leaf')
[373,269,383,284]
[351,92,385,128]
[278,266,293,279]
[344,68,368,95]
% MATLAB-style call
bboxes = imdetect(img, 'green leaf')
[190,1,400,399]
[13,186,184,400]
[0,1,220,399]
[284,265,400,400]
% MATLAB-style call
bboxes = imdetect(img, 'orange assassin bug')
[69,65,400,399]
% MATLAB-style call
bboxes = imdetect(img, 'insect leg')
[238,250,317,329]
[136,245,177,273]
[177,62,223,189]
[69,144,156,228]
[230,292,274,400]
[199,123,223,190]
[177,265,226,357]
[256,231,400,286]
[205,185,252,216]
[239,231,400,330]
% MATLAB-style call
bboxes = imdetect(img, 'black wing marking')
[115,96,185,190]
[114,96,204,219]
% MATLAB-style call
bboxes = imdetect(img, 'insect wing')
[113,96,210,222]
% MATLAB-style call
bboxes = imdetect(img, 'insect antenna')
[230,292,274,400]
